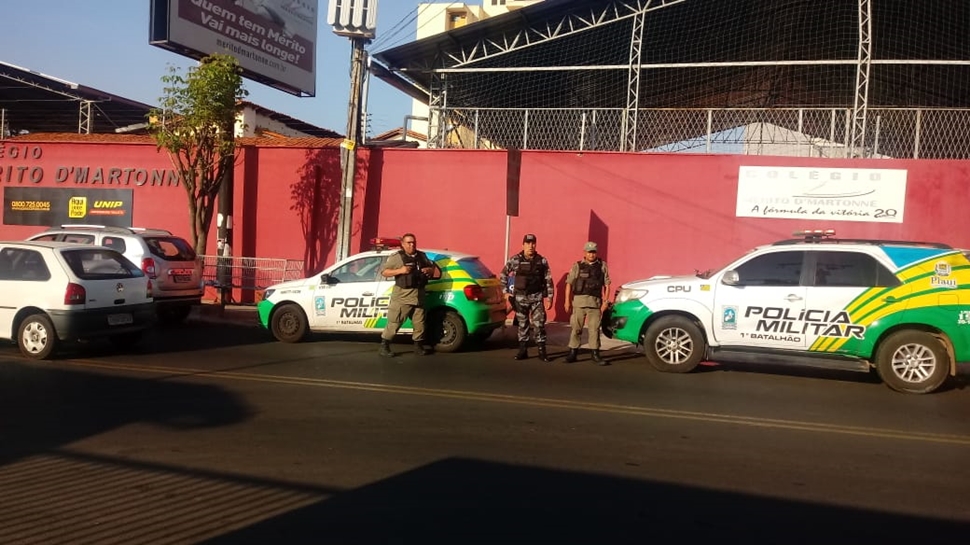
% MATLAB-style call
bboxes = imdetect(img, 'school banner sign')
[3,187,133,227]
[736,166,908,223]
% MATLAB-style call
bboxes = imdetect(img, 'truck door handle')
[883,296,897,303]
[785,294,803,302]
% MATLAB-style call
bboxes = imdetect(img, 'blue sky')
[0,0,431,135]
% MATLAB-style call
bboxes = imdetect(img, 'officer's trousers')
[382,299,426,343]
[568,306,602,349]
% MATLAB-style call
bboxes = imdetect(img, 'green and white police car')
[257,238,508,352]
[603,230,970,394]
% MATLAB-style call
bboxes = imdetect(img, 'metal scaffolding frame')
[402,0,685,71]
[427,56,447,149]
[373,0,969,154]
[621,8,646,152]
[850,0,873,157]
[1,70,103,135]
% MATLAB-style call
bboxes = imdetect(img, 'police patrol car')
[603,230,970,394]
[257,238,508,352]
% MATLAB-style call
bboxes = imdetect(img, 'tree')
[149,54,248,255]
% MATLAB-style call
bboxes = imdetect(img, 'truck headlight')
[614,288,647,304]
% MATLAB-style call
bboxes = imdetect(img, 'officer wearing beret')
[564,241,611,365]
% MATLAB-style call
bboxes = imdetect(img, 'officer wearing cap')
[499,233,554,361]
[563,241,611,365]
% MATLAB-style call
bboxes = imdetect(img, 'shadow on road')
[0,360,253,467]
[205,457,968,544]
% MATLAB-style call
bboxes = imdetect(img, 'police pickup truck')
[603,230,970,394]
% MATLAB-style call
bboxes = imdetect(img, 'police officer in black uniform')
[378,233,441,357]
[564,241,611,365]
[499,234,555,361]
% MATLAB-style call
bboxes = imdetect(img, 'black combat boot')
[592,350,609,366]
[514,342,529,360]
[379,339,393,357]
[564,348,578,363]
[538,343,552,362]
[414,342,432,356]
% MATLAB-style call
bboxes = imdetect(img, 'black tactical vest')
[395,250,431,289]
[513,253,546,294]
[573,260,604,297]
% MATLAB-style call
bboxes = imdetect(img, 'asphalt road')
[1,320,969,544]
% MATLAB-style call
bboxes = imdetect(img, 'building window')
[447,10,467,30]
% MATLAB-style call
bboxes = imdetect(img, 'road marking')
[39,358,970,446]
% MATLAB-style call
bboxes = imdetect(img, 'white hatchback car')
[0,241,155,359]
[27,225,203,324]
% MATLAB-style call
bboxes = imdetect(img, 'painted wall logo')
[722,306,738,329]
[68,196,87,218]
[745,306,865,339]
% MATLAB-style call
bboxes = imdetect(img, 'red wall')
[4,139,970,320]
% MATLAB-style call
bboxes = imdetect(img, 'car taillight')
[65,283,86,305]
[142,257,157,279]
[463,284,484,301]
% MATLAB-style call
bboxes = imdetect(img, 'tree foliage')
[149,54,248,255]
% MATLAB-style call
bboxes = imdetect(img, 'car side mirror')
[721,270,740,286]
[322,274,339,285]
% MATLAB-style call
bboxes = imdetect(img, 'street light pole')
[335,37,368,261]
[329,0,378,262]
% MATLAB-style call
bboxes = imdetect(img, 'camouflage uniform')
[499,252,555,344]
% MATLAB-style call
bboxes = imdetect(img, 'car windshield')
[62,248,144,280]
[456,257,495,279]
[145,236,197,261]
[696,247,760,279]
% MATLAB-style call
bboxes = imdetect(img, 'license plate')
[107,313,133,326]
[173,275,191,283]
[171,269,193,276]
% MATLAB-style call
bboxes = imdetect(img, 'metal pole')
[216,136,235,304]
[336,37,368,261]
[913,109,922,159]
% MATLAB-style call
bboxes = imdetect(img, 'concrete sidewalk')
[188,303,634,351]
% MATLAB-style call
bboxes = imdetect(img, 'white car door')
[802,250,902,353]
[310,255,390,331]
[0,245,32,339]
[712,249,808,350]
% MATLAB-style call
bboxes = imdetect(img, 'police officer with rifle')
[379,233,441,357]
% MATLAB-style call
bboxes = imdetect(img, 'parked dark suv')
[28,225,203,324]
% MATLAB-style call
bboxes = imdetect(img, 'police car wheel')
[433,310,466,353]
[875,330,950,394]
[642,316,705,373]
[271,303,308,343]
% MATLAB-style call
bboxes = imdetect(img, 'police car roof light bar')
[793,229,836,242]
[370,237,402,251]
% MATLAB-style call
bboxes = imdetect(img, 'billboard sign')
[3,187,134,228]
[150,0,318,97]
